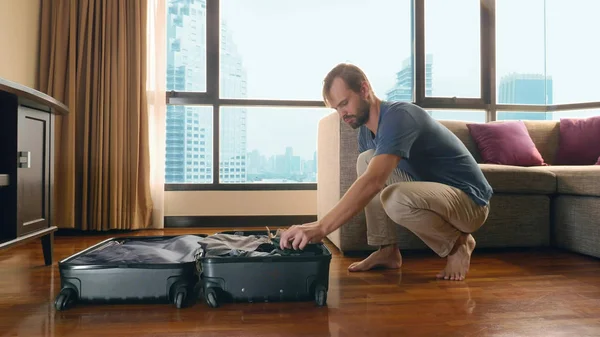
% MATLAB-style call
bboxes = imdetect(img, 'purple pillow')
[467,121,547,166]
[556,116,600,165]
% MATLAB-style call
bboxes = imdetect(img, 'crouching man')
[280,63,493,281]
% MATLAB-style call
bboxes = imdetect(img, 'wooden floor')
[1,228,600,337]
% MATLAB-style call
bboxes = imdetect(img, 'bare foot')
[436,234,476,281]
[348,244,402,272]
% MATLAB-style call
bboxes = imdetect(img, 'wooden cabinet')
[17,107,52,237]
[0,78,67,266]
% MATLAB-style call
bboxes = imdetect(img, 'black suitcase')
[197,230,332,308]
[54,234,205,311]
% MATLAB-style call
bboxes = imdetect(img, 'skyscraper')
[219,20,248,184]
[386,54,433,102]
[497,73,553,120]
[385,55,485,122]
[166,0,247,184]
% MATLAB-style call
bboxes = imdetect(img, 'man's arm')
[318,108,422,236]
[280,105,421,250]
[318,153,401,236]
[279,153,401,250]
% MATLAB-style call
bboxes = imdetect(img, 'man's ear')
[360,81,369,99]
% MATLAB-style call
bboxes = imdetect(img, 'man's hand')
[279,221,326,251]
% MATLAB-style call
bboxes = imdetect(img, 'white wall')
[165,190,317,216]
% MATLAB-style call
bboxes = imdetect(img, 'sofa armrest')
[317,112,371,252]
[317,113,342,248]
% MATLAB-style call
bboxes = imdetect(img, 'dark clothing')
[68,235,203,265]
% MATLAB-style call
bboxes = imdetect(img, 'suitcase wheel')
[315,284,327,307]
[175,290,186,309]
[205,287,219,308]
[55,288,77,311]
[171,284,189,309]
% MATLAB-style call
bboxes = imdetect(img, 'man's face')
[328,77,371,129]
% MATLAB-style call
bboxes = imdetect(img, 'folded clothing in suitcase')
[197,230,332,308]
[55,235,204,311]
[196,232,323,258]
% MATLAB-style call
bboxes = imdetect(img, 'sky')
[220,0,412,101]
[219,0,413,159]
[176,0,600,159]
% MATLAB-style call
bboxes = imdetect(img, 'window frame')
[165,0,600,192]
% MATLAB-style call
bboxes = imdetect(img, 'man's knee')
[381,183,417,206]
[380,184,415,225]
[356,149,375,175]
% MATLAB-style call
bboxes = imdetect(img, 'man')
[279,63,493,281]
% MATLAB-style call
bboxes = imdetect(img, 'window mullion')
[413,0,425,105]
[481,0,496,121]
[207,0,220,184]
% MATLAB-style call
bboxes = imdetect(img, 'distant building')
[497,73,553,120]
[166,0,247,183]
[386,54,433,102]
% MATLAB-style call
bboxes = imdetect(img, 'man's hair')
[322,63,375,107]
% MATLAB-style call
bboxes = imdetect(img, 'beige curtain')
[38,0,153,231]
[146,0,167,229]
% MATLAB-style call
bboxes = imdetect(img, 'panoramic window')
[165,0,413,185]
[164,0,600,188]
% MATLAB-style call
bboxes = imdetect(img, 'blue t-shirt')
[358,101,493,206]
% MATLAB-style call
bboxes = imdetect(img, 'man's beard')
[347,98,370,129]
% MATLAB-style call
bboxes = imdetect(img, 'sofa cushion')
[538,165,600,197]
[479,164,556,194]
[467,121,547,166]
[440,120,562,165]
[555,116,600,165]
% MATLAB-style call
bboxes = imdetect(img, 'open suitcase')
[54,235,204,311]
[54,229,332,310]
[197,230,332,308]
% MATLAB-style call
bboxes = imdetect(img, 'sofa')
[316,112,600,259]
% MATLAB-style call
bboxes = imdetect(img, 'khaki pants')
[358,150,490,257]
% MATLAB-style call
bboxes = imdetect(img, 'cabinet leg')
[41,232,54,266]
